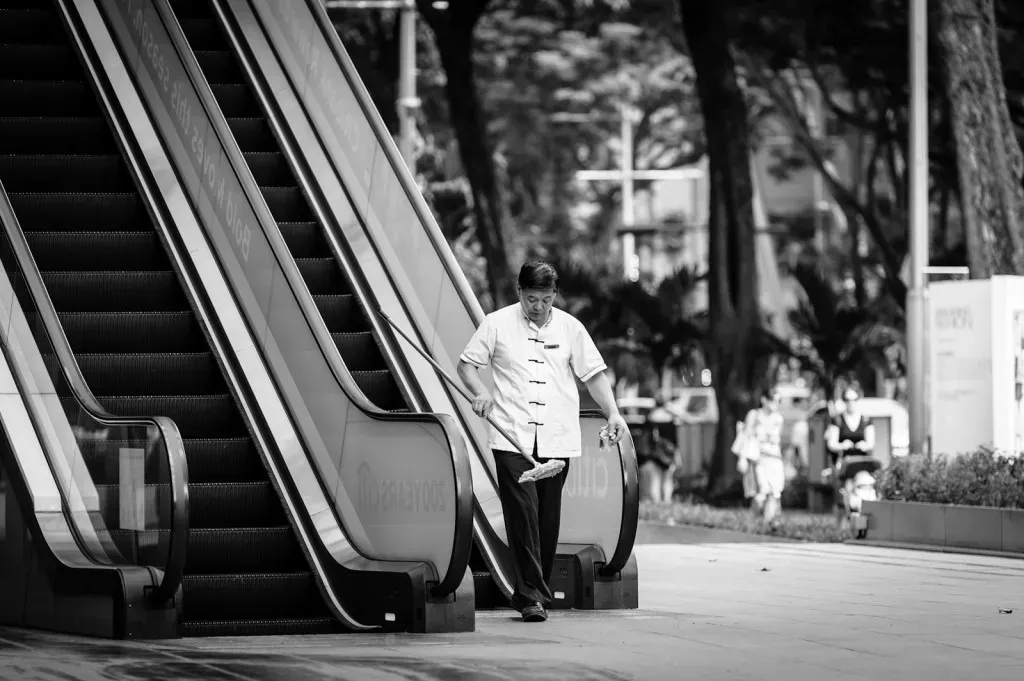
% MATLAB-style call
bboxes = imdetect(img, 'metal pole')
[397,0,418,170]
[907,0,929,455]
[621,107,636,281]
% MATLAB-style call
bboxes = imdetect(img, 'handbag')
[731,422,761,465]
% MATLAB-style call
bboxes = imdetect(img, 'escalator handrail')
[0,0,191,607]
[0,181,188,606]
[146,0,471,595]
[302,0,639,574]
[209,0,478,599]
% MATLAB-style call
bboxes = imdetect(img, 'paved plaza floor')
[3,522,1024,680]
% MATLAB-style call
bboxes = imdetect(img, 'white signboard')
[929,276,1024,455]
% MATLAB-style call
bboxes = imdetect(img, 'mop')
[377,309,566,483]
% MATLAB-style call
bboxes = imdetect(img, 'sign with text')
[929,276,1024,455]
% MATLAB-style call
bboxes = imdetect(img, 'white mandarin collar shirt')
[459,303,608,458]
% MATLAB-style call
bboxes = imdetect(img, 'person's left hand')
[605,414,628,444]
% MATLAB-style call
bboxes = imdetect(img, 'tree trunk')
[937,0,1024,277]
[420,6,516,308]
[678,0,760,498]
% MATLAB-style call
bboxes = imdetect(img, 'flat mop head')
[518,459,566,484]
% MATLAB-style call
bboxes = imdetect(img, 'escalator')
[168,0,406,414]
[166,0,511,609]
[0,0,341,636]
[207,0,638,614]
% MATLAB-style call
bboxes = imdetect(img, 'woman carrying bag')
[732,387,785,521]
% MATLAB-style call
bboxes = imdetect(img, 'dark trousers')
[492,446,570,610]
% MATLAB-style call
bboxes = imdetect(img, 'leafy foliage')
[639,500,852,542]
[551,257,705,389]
[879,451,1024,509]
[788,263,903,395]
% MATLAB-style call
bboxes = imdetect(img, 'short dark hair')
[518,261,558,291]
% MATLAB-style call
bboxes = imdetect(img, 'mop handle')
[376,309,539,463]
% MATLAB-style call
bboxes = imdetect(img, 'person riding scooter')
[824,386,881,516]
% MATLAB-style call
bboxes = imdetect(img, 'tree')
[551,258,706,397]
[789,264,904,400]
[677,0,761,497]
[417,0,517,308]
[937,0,1024,276]
[472,2,705,272]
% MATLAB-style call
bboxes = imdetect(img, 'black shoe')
[522,603,547,622]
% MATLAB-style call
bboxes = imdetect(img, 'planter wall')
[863,500,1024,554]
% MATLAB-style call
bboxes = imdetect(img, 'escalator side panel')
[77,0,474,631]
[236,0,639,607]
[95,0,467,588]
[0,0,339,635]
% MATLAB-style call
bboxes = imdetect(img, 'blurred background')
[323,0,1023,506]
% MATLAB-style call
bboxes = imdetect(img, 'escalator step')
[185,528,305,573]
[7,193,149,231]
[226,117,277,152]
[77,353,224,395]
[0,9,64,45]
[244,152,293,186]
[186,528,306,573]
[295,258,341,295]
[57,312,207,353]
[0,45,78,80]
[180,438,265,483]
[210,84,258,117]
[105,527,305,574]
[180,617,339,637]
[0,117,116,154]
[175,18,226,50]
[191,50,242,84]
[188,482,285,528]
[166,0,215,18]
[279,222,326,258]
[182,572,328,621]
[0,155,133,193]
[26,232,166,271]
[93,395,246,438]
[79,437,263,484]
[0,81,94,117]
[261,186,311,222]
[90,481,286,529]
[39,272,186,311]
[351,370,403,410]
[332,332,385,371]
[472,570,507,609]
[313,294,364,333]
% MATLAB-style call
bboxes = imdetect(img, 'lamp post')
[551,108,702,281]
[907,0,929,454]
[323,0,440,170]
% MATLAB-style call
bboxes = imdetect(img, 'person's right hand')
[841,440,854,450]
[471,390,495,418]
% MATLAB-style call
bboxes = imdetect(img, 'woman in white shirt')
[744,388,786,521]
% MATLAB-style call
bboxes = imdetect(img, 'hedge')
[878,449,1024,509]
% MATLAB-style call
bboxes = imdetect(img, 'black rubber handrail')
[302,0,639,576]
[0,179,188,605]
[0,0,193,607]
[145,0,472,596]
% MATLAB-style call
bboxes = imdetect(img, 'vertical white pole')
[397,0,417,170]
[621,108,637,281]
[907,0,929,454]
